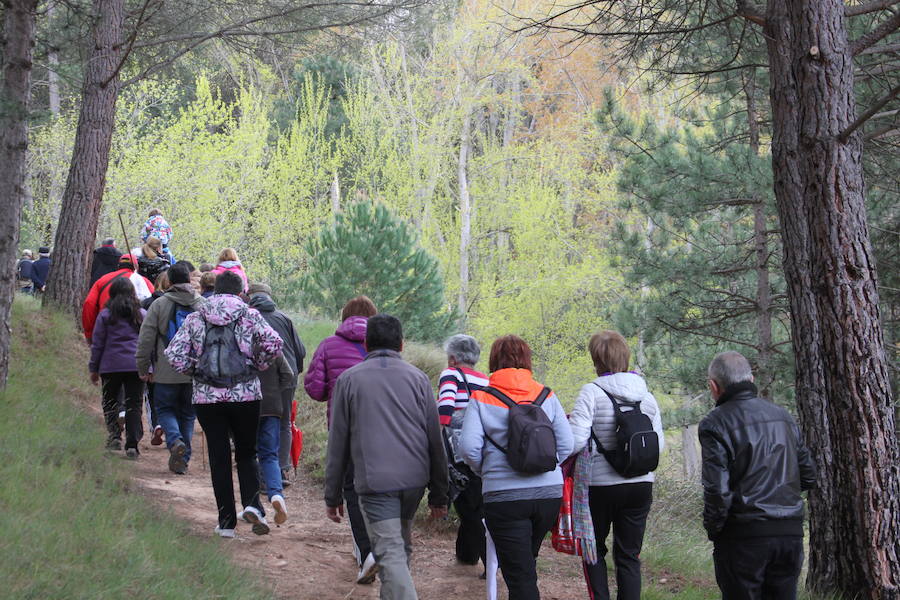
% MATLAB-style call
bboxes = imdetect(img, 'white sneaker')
[356,552,378,585]
[240,505,270,535]
[271,495,288,525]
[214,526,235,538]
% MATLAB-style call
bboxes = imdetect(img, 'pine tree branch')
[846,0,900,17]
[857,42,900,55]
[736,0,765,25]
[851,10,900,56]
[840,82,900,140]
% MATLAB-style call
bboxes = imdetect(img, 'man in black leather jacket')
[699,351,816,600]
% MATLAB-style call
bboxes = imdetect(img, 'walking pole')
[117,211,137,272]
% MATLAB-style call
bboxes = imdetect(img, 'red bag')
[552,456,582,555]
[290,400,303,468]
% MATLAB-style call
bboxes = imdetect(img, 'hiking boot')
[356,553,378,585]
[214,526,235,539]
[281,468,293,488]
[150,426,164,446]
[239,506,270,536]
[271,495,288,525]
[125,447,139,460]
[168,439,188,474]
[105,437,123,451]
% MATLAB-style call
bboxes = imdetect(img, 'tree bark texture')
[43,0,124,317]
[47,2,61,116]
[765,0,900,596]
[457,115,472,316]
[0,0,38,390]
[682,424,701,482]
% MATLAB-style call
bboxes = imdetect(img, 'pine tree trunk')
[0,0,38,390]
[330,171,341,215]
[764,0,900,595]
[745,69,775,396]
[47,2,61,116]
[457,115,472,316]
[43,0,124,317]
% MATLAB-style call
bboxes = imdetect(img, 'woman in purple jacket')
[303,295,378,584]
[89,277,146,458]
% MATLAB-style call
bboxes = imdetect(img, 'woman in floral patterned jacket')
[165,270,283,538]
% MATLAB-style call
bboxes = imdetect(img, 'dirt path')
[124,427,596,600]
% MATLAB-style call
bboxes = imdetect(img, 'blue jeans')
[258,416,282,498]
[154,382,196,462]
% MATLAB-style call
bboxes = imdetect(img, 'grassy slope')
[0,298,271,600]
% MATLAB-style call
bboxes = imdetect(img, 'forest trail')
[125,429,582,600]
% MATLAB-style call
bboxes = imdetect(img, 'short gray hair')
[707,351,754,388]
[443,334,480,366]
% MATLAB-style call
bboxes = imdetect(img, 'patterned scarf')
[572,446,598,564]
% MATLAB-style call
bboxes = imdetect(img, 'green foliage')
[0,298,271,599]
[300,200,457,342]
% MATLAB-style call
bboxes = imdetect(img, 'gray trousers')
[358,488,425,600]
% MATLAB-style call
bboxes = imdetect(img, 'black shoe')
[125,447,139,460]
[106,437,123,451]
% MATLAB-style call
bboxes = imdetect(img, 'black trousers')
[100,372,144,449]
[583,482,653,600]
[344,459,372,562]
[484,497,561,600]
[195,401,263,530]
[453,473,486,565]
[714,536,804,600]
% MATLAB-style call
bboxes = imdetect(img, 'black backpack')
[193,320,256,388]
[590,384,660,478]
[484,386,558,474]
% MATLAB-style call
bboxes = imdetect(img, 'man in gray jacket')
[136,263,206,474]
[324,314,449,600]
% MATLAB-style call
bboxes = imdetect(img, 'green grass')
[0,298,272,600]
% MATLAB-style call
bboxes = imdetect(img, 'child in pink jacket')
[211,248,248,293]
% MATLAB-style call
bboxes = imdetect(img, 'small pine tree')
[300,200,457,342]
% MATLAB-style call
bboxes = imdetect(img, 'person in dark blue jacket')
[31,247,52,293]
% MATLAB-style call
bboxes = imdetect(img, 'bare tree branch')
[840,82,900,140]
[851,10,900,55]
[846,0,900,17]
[857,42,900,55]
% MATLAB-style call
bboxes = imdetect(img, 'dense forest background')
[17,0,897,408]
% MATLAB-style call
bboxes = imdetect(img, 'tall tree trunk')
[47,1,60,116]
[0,0,38,390]
[330,171,340,215]
[457,114,472,316]
[682,424,701,482]
[765,0,900,596]
[43,0,124,317]
[745,68,774,397]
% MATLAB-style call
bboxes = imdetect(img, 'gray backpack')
[193,320,256,387]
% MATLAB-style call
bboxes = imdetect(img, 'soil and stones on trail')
[127,430,583,599]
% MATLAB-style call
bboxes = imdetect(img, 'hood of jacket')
[218,260,241,269]
[248,294,276,313]
[592,372,649,403]
[94,246,121,260]
[335,316,367,342]
[196,294,247,326]
[487,368,545,401]
[164,283,204,308]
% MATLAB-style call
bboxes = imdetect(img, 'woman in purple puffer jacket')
[303,295,379,583]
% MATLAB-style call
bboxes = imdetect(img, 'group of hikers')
[44,208,816,600]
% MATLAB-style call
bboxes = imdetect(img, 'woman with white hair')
[438,334,490,571]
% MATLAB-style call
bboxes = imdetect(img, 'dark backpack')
[193,320,256,388]
[484,386,558,474]
[137,256,169,284]
[590,384,660,478]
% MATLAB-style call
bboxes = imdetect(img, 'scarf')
[572,446,598,564]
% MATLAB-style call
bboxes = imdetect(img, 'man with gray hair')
[438,334,489,569]
[699,351,817,599]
